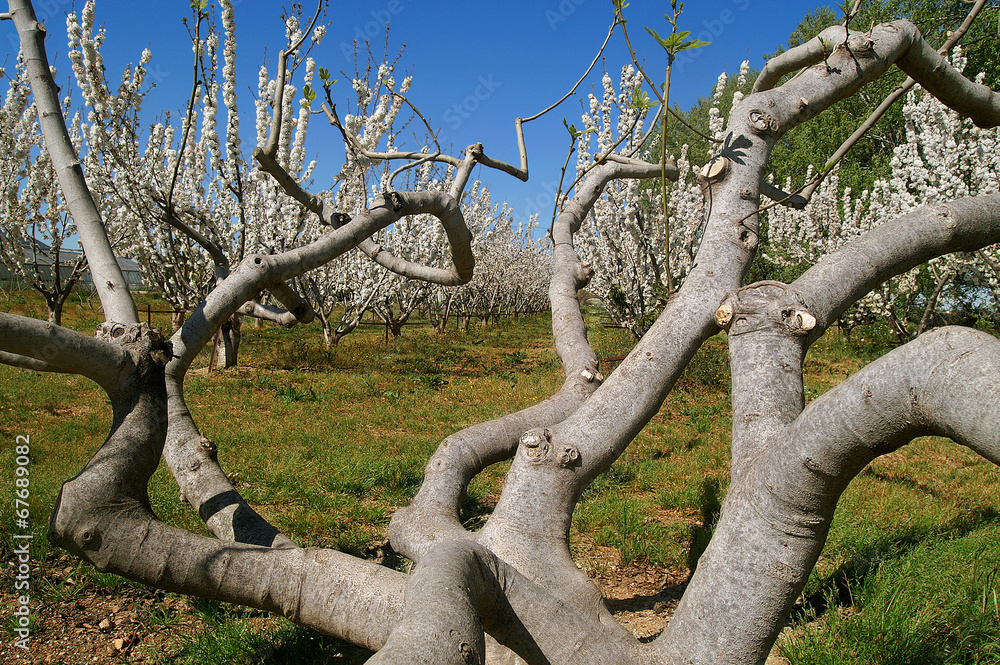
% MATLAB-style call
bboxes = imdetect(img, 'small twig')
[168,6,205,208]
[522,24,616,123]
[549,136,577,235]
[263,0,324,158]
[615,3,720,145]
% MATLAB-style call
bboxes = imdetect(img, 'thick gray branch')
[253,148,325,215]
[46,330,407,648]
[265,279,315,324]
[657,327,1000,665]
[471,18,981,654]
[0,313,131,391]
[238,300,301,327]
[391,159,677,651]
[793,194,1000,333]
[717,283,816,483]
[0,350,62,373]
[369,541,634,665]
[9,0,138,324]
[160,191,469,545]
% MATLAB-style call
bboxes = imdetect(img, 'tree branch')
[793,194,1000,335]
[46,327,408,648]
[9,0,138,324]
[657,326,1000,665]
[0,312,132,391]
[369,541,635,665]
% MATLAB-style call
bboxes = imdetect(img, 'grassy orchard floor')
[1,290,998,664]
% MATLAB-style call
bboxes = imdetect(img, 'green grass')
[154,600,373,664]
[1,292,999,662]
[781,525,1000,664]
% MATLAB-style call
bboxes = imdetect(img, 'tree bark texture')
[3,9,1000,665]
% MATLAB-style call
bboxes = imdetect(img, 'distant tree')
[0,53,92,325]
[69,0,319,364]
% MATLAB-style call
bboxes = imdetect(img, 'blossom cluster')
[574,65,751,335]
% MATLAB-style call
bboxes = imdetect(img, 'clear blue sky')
[1,0,832,229]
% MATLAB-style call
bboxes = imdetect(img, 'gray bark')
[4,7,1000,665]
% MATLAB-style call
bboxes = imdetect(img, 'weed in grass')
[408,372,447,391]
[144,603,184,630]
[39,574,86,603]
[185,378,207,396]
[154,606,330,665]
[3,608,39,640]
[578,495,678,566]
[494,369,516,383]
[275,384,319,403]
[581,462,637,499]
[254,372,277,391]
[273,337,334,370]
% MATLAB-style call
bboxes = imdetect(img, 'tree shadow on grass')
[787,506,1000,625]
[687,477,722,574]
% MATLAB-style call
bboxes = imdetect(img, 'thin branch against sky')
[0,0,821,229]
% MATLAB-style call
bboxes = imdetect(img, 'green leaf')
[646,26,709,55]
[676,37,711,52]
[318,67,330,82]
[190,0,208,10]
[628,88,658,110]
[563,118,596,140]
[303,85,317,102]
[646,26,670,51]
[613,0,629,23]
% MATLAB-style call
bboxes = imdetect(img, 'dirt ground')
[2,552,202,664]
[2,547,791,664]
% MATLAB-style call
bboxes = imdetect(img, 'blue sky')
[1,0,831,229]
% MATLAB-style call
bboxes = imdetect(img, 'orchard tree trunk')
[171,308,186,331]
[434,293,455,334]
[44,293,62,326]
[213,314,242,369]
